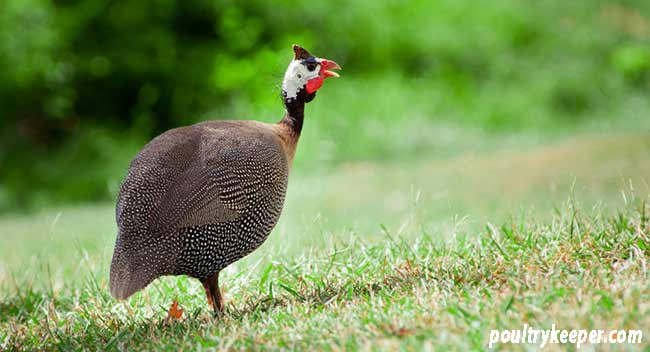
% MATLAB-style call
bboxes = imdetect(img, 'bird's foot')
[210,293,225,318]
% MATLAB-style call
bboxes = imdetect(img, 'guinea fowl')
[109,45,340,314]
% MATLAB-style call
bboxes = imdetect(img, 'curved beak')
[319,59,341,78]
[306,58,342,94]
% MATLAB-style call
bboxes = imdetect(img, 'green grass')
[1,133,649,350]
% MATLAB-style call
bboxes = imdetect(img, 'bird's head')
[282,44,341,104]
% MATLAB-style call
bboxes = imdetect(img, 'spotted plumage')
[109,45,341,314]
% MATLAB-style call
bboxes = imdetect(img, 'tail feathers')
[109,252,155,300]
[110,273,145,300]
[109,232,176,300]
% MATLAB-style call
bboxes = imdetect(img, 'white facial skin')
[282,59,321,101]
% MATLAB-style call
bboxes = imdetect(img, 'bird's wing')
[116,123,287,240]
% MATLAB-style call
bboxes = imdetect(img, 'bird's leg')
[201,273,223,315]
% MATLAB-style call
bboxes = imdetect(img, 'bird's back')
[110,120,289,299]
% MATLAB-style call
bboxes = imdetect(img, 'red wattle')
[306,77,324,94]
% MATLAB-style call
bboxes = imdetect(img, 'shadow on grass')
[0,258,427,350]
[227,259,426,319]
[0,289,52,323]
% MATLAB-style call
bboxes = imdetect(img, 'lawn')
[2,0,650,349]
[1,131,649,350]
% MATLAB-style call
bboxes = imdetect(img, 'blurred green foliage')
[0,0,649,211]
